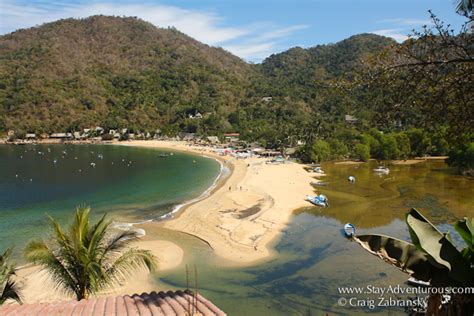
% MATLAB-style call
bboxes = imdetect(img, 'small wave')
[158,156,227,221]
[112,219,152,237]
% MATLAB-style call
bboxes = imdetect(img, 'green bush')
[353,143,370,161]
[447,142,474,172]
[393,132,411,159]
[310,140,331,162]
[407,128,431,157]
[328,139,349,159]
[101,133,114,141]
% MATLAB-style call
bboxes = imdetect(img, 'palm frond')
[0,279,22,305]
[86,214,110,256]
[0,248,22,305]
[24,240,78,297]
[99,230,141,262]
[103,248,157,290]
[24,206,157,300]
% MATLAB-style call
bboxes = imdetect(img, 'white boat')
[306,194,328,207]
[344,223,356,237]
[313,167,325,174]
[407,277,430,287]
[373,166,390,174]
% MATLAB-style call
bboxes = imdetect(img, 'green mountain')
[0,16,394,137]
[0,16,255,134]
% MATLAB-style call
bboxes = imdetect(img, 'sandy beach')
[123,140,317,265]
[13,140,319,303]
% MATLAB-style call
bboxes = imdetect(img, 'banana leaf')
[455,217,474,248]
[455,217,474,266]
[406,209,473,286]
[354,234,450,284]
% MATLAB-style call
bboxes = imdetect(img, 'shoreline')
[14,140,318,303]
[119,140,318,266]
[8,140,452,304]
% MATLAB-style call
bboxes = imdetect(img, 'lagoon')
[153,160,474,315]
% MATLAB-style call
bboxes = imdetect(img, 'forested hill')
[0,15,394,136]
[0,16,255,134]
[257,34,396,98]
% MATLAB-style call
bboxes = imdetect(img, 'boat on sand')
[306,194,328,207]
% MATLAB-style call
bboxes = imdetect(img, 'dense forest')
[0,15,472,172]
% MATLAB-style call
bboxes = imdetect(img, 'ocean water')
[0,144,220,258]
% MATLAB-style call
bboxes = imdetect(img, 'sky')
[0,0,468,62]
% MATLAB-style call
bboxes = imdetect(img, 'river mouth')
[154,160,473,315]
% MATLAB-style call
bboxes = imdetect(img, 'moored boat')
[313,166,325,174]
[373,166,390,174]
[306,194,328,207]
[344,223,356,237]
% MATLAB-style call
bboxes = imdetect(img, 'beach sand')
[13,140,319,303]
[124,140,317,265]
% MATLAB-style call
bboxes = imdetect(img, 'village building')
[344,114,358,124]
[206,136,220,144]
[50,133,73,139]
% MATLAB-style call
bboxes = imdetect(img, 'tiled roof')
[0,290,226,316]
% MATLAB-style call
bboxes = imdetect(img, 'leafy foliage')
[0,248,22,305]
[0,15,472,172]
[24,206,157,300]
[353,209,474,314]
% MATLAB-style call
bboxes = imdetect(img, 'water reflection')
[155,160,473,315]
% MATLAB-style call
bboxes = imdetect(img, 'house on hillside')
[223,133,240,145]
[179,132,196,141]
[73,132,83,140]
[50,133,72,139]
[207,136,220,144]
[189,112,203,119]
[344,114,358,124]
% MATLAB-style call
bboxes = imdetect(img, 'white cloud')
[224,42,277,61]
[377,18,431,26]
[371,29,408,42]
[222,24,308,61]
[0,0,306,61]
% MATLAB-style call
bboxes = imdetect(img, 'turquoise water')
[0,144,220,258]
[2,145,473,315]
[152,160,474,315]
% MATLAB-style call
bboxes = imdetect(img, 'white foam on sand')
[159,156,228,220]
[112,219,152,237]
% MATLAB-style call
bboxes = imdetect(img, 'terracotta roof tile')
[0,290,226,316]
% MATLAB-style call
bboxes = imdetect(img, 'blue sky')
[0,0,468,62]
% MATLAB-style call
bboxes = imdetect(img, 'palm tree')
[25,206,157,301]
[0,248,22,305]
